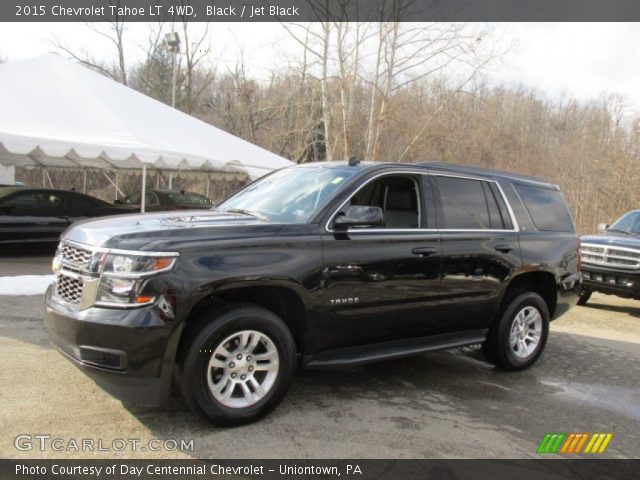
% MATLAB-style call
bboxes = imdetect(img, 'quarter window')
[514,184,574,232]
[436,176,508,230]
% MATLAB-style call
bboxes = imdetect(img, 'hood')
[581,232,640,249]
[63,209,272,249]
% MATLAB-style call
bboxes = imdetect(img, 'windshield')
[168,192,212,205]
[608,211,640,235]
[218,166,357,223]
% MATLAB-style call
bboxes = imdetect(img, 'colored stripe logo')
[537,433,613,454]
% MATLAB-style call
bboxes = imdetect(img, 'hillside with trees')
[13,21,640,233]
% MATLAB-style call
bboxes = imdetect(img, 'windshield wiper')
[224,208,267,221]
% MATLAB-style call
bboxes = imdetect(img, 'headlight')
[96,253,177,306]
[102,254,177,276]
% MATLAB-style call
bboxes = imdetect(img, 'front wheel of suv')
[482,292,549,371]
[179,305,296,426]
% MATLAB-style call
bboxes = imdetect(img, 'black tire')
[482,292,549,371]
[179,304,296,427]
[577,288,592,306]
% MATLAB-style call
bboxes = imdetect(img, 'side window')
[63,194,91,209]
[348,175,421,229]
[45,193,63,210]
[2,193,44,209]
[436,176,509,230]
[145,192,158,206]
[514,184,574,232]
[124,192,141,204]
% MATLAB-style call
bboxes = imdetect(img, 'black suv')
[580,210,640,304]
[44,161,581,425]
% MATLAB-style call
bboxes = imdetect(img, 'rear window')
[514,184,574,232]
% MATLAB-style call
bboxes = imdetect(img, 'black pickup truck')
[580,210,640,304]
[44,161,581,426]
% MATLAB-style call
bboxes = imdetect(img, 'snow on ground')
[0,275,55,296]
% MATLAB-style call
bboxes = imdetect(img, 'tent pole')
[141,164,147,213]
[206,176,210,198]
[44,169,53,188]
[103,171,124,199]
[169,173,173,189]
[83,171,87,193]
[42,169,46,187]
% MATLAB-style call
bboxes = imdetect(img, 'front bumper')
[43,285,178,406]
[581,264,640,299]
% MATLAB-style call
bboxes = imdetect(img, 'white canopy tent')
[0,54,293,210]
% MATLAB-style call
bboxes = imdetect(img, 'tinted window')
[123,192,141,204]
[2,192,63,211]
[167,192,212,205]
[514,184,574,232]
[2,192,44,209]
[608,211,640,234]
[63,194,92,209]
[349,175,420,229]
[145,192,158,205]
[436,176,506,230]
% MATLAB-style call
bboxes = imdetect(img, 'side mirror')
[597,222,609,233]
[334,206,384,230]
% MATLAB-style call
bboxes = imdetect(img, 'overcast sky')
[1,22,639,113]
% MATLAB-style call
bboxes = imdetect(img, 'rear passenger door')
[432,174,521,331]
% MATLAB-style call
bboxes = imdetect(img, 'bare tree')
[52,1,128,84]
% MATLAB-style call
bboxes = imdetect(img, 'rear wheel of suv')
[577,288,592,306]
[482,292,549,371]
[179,305,296,426]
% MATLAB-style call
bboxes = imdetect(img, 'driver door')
[315,172,444,353]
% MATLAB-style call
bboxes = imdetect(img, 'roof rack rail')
[419,161,549,184]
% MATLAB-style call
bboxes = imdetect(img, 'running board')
[304,329,488,368]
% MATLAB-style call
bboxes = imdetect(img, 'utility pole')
[165,32,181,190]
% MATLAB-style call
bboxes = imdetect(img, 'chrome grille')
[61,243,93,269]
[55,273,84,305]
[581,243,640,270]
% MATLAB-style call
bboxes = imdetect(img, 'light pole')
[164,32,181,190]
[165,32,181,109]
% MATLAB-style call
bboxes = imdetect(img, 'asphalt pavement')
[0,252,638,459]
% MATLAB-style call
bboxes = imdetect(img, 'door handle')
[495,244,514,253]
[412,246,437,257]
